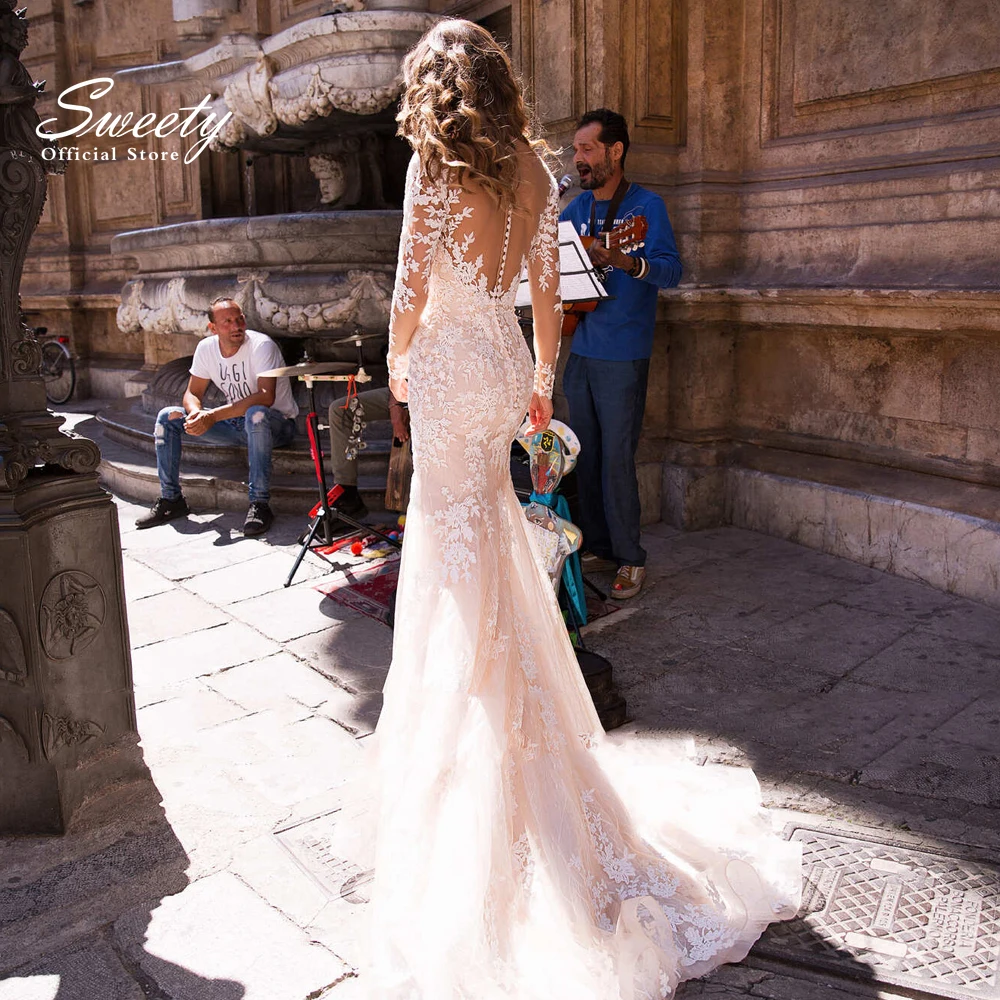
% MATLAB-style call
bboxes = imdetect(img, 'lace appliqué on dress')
[527,179,562,398]
[533,360,556,398]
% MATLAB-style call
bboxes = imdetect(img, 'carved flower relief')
[38,571,107,660]
[0,609,27,686]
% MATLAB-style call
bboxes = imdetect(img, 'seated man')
[327,385,409,518]
[136,297,299,536]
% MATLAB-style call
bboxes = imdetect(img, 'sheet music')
[515,221,608,309]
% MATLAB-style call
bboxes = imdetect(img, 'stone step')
[69,410,392,516]
[96,397,392,478]
[724,443,1000,610]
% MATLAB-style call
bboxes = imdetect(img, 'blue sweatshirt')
[559,184,681,361]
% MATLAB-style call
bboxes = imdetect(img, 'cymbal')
[327,329,386,344]
[258,361,360,378]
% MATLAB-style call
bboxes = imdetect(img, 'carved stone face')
[309,154,347,205]
[0,11,29,52]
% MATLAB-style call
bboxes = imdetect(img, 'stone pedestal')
[0,471,142,833]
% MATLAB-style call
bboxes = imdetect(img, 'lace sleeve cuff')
[387,351,408,381]
[533,360,556,398]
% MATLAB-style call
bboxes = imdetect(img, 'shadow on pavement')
[0,762,245,1000]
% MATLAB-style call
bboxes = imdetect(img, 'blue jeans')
[155,405,296,504]
[562,355,650,567]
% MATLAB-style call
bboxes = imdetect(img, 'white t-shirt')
[190,330,298,420]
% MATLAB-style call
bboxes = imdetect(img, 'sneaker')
[610,565,646,600]
[243,501,274,537]
[581,551,617,573]
[135,495,190,529]
[332,485,368,520]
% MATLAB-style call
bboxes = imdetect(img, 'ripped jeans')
[154,405,296,504]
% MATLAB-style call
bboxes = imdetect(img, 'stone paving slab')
[194,710,365,810]
[847,628,1000,693]
[286,615,394,696]
[831,571,958,619]
[121,555,175,601]
[929,694,1000,752]
[917,600,1000,651]
[229,834,330,933]
[227,586,356,643]
[127,529,276,581]
[182,549,326,605]
[676,963,908,999]
[130,620,282,690]
[859,735,1000,807]
[0,938,144,1000]
[112,872,349,1000]
[585,526,1000,850]
[0,783,190,979]
[137,683,252,744]
[203,651,341,713]
[126,588,230,648]
[5,503,1000,1000]
[738,603,915,674]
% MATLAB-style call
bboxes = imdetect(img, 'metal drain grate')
[275,809,373,904]
[755,826,1000,999]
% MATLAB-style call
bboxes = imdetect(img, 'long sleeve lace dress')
[364,149,801,1000]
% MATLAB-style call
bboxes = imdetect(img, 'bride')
[367,19,801,999]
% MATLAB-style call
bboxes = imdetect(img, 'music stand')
[265,340,402,588]
[514,221,611,309]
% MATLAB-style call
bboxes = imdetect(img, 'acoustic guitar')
[561,215,648,336]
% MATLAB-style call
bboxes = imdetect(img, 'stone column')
[0,2,141,833]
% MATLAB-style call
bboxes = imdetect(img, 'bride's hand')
[389,376,408,403]
[528,392,552,433]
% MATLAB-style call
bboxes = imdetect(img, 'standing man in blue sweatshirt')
[560,109,682,600]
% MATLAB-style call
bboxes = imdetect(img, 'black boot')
[332,485,368,519]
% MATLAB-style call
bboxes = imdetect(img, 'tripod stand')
[259,345,402,588]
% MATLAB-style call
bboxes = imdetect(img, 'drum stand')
[284,360,402,588]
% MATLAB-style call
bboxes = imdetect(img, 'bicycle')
[33,327,76,405]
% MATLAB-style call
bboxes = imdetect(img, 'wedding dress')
[366,149,802,999]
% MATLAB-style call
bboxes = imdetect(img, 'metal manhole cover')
[756,826,1000,999]
[275,809,373,904]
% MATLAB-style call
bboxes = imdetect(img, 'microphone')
[557,174,573,197]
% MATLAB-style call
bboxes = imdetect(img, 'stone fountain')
[100,3,439,511]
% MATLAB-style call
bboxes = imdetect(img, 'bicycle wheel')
[40,340,76,405]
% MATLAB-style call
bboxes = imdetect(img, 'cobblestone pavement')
[1,498,997,1000]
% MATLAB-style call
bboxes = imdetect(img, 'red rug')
[314,559,399,626]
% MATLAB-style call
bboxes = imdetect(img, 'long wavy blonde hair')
[397,19,550,208]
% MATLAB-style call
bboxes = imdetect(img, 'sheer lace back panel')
[387,148,561,396]
[435,157,546,300]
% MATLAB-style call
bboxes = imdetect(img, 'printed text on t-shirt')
[218,360,253,403]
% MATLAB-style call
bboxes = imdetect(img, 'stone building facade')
[19,0,1000,604]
